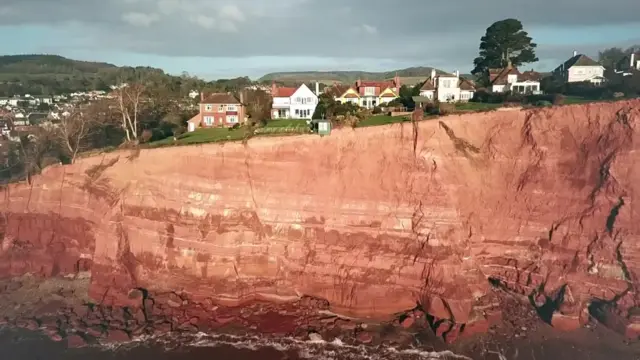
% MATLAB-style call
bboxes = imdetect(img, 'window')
[307,97,312,103]
[295,109,300,116]
[204,116,213,125]
[205,104,213,111]
[227,104,237,111]
[364,87,375,95]
[296,97,301,103]
[226,115,238,124]
[372,100,376,106]
[218,105,224,112]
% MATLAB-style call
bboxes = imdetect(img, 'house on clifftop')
[325,76,401,109]
[270,83,319,120]
[187,92,246,132]
[488,66,542,94]
[552,51,606,84]
[418,69,475,102]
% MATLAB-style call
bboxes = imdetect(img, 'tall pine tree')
[471,19,538,85]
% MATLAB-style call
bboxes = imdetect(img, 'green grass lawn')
[454,102,503,111]
[150,127,248,147]
[357,115,409,127]
[264,119,309,128]
[563,96,593,104]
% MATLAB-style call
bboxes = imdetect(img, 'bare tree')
[112,82,146,142]
[55,109,95,163]
[244,89,272,124]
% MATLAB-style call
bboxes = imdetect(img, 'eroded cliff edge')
[1,100,639,340]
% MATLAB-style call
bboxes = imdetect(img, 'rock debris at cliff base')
[1,100,640,345]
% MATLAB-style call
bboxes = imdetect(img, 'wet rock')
[105,329,130,343]
[66,334,87,348]
[401,316,415,329]
[551,313,581,331]
[356,331,373,344]
[308,332,323,342]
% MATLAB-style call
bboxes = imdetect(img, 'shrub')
[424,102,439,115]
[372,106,382,114]
[230,123,241,130]
[141,129,153,143]
[438,102,455,115]
[551,94,565,105]
[535,100,552,107]
[172,126,185,137]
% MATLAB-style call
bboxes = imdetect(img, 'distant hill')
[258,67,470,86]
[0,54,209,97]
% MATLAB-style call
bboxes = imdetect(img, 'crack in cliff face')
[516,111,546,192]
[438,121,480,158]
[606,197,625,235]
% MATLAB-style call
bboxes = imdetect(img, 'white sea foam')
[116,331,475,360]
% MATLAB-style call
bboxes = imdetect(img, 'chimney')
[356,79,361,88]
[430,68,436,80]
[239,90,244,104]
[315,82,320,96]
[271,81,277,96]
[394,73,400,88]
[200,91,204,101]
[573,50,577,57]
[454,70,460,78]
[631,53,636,68]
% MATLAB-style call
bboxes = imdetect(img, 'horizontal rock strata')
[1,100,639,341]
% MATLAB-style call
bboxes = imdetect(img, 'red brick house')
[187,92,246,132]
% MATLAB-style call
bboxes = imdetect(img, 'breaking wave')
[120,332,474,360]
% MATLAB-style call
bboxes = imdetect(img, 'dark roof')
[520,70,542,82]
[459,78,476,91]
[201,93,241,104]
[561,54,601,69]
[489,67,521,85]
[28,112,48,124]
[420,78,435,91]
[325,84,352,97]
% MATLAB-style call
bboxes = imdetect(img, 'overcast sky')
[1,0,640,80]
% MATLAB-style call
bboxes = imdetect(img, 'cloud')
[360,24,377,34]
[121,12,159,27]
[1,0,640,75]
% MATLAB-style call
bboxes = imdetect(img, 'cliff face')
[1,101,639,338]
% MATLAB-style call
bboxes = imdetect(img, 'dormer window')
[507,74,518,83]
[364,87,375,95]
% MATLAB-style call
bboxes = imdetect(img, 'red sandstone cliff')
[1,100,639,339]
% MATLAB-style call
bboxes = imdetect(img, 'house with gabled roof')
[187,92,246,132]
[418,69,476,102]
[553,51,606,84]
[326,75,400,109]
[270,83,318,119]
[489,65,542,94]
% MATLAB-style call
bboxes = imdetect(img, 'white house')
[270,83,319,119]
[489,66,542,94]
[418,69,476,102]
[553,51,606,84]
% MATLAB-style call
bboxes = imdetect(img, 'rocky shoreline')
[1,275,639,360]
